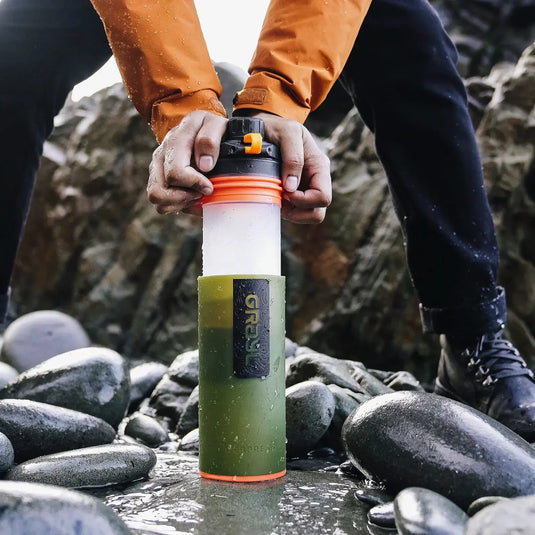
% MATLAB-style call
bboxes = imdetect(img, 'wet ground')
[87,453,375,535]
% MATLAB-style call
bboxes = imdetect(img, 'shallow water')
[87,453,375,535]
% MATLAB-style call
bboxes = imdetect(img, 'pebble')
[466,495,535,534]
[0,399,116,462]
[286,380,336,457]
[0,346,130,428]
[394,487,468,535]
[166,349,199,387]
[342,391,535,509]
[0,361,18,388]
[0,480,132,534]
[148,375,195,428]
[0,432,14,474]
[176,385,199,437]
[354,487,393,507]
[467,496,509,516]
[6,443,157,488]
[0,310,90,371]
[124,413,169,447]
[368,501,396,528]
[129,361,168,411]
[179,428,199,453]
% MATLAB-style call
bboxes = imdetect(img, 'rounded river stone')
[124,413,169,447]
[129,361,168,411]
[0,399,116,462]
[0,480,132,534]
[368,501,396,528]
[0,346,130,428]
[286,380,335,456]
[176,385,199,437]
[179,428,199,453]
[342,391,535,509]
[394,487,468,535]
[6,443,156,488]
[0,361,18,389]
[466,495,535,534]
[467,496,508,516]
[0,432,14,474]
[0,310,90,371]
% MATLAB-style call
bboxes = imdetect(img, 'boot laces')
[463,329,534,386]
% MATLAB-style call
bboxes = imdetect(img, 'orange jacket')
[90,0,372,142]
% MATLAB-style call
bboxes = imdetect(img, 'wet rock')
[0,361,18,389]
[148,376,195,428]
[286,351,394,397]
[179,428,199,453]
[394,487,468,535]
[129,361,168,412]
[342,391,535,508]
[321,384,370,451]
[0,310,90,371]
[369,370,425,392]
[167,349,199,387]
[286,381,336,456]
[0,480,132,534]
[0,432,14,474]
[176,385,199,437]
[124,413,169,447]
[285,337,299,358]
[6,443,156,489]
[0,399,116,462]
[467,496,509,516]
[368,501,396,528]
[354,487,394,507]
[466,495,535,534]
[0,347,130,428]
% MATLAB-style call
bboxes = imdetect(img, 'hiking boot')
[435,327,535,441]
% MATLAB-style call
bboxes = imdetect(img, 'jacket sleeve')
[233,0,373,123]
[89,0,227,142]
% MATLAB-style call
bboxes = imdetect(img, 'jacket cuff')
[419,286,507,336]
[151,89,227,143]
[233,73,311,124]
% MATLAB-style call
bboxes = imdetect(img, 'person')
[2,0,535,441]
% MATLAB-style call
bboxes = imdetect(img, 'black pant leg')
[339,0,506,335]
[0,0,111,319]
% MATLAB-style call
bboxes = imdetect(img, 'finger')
[194,113,227,173]
[281,203,327,224]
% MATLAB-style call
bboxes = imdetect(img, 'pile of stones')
[1,310,535,534]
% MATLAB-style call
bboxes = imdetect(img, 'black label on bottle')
[233,279,270,378]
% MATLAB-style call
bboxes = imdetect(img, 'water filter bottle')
[198,117,286,482]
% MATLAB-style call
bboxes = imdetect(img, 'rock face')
[10,40,535,383]
[0,347,130,428]
[342,391,535,509]
[0,481,132,535]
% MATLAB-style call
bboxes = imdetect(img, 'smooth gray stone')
[0,347,130,428]
[286,352,393,397]
[6,444,156,489]
[129,361,168,411]
[342,391,535,509]
[179,428,199,453]
[285,338,298,358]
[286,380,336,456]
[149,375,195,427]
[354,487,393,507]
[0,399,116,462]
[167,350,199,387]
[0,480,132,534]
[0,361,18,389]
[0,310,90,372]
[466,495,535,534]
[368,501,396,528]
[124,413,169,447]
[322,384,370,450]
[394,487,468,535]
[467,496,509,516]
[176,385,199,437]
[0,432,14,474]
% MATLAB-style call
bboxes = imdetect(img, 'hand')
[147,110,227,216]
[250,112,332,224]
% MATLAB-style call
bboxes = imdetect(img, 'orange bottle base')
[199,469,286,483]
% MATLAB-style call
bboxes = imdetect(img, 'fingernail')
[201,185,213,195]
[285,175,298,192]
[199,155,214,172]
